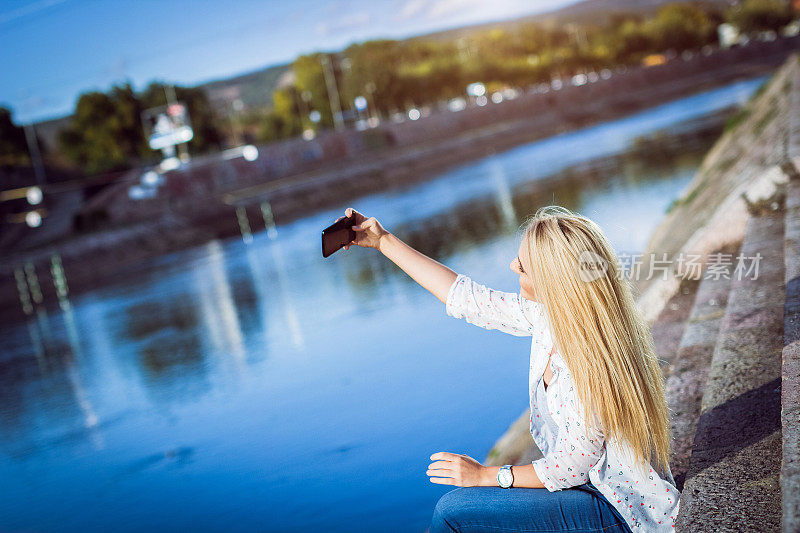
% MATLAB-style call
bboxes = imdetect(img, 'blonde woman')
[338,205,679,532]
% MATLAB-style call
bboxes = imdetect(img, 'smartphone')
[322,215,357,258]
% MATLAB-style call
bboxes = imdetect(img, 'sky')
[0,0,581,124]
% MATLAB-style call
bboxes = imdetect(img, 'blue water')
[0,76,766,532]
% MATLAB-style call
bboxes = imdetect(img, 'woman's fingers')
[428,461,456,485]
[345,227,364,249]
[353,217,375,231]
[345,207,366,224]
[430,452,460,461]
[338,210,383,250]
[427,458,455,477]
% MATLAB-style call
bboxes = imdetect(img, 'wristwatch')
[497,465,514,488]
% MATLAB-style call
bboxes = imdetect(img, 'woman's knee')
[431,488,469,531]
[434,488,466,515]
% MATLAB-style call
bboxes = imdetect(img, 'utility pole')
[231,98,245,145]
[297,90,312,131]
[165,84,190,161]
[23,123,46,186]
[365,81,380,124]
[320,54,344,132]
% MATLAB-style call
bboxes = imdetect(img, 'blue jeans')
[429,481,633,533]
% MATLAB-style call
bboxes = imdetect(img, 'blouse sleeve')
[531,374,605,491]
[445,274,545,337]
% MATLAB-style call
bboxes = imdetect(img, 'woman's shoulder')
[520,295,545,314]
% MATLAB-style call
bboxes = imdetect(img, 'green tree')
[342,40,406,115]
[644,2,716,52]
[58,83,149,174]
[726,0,795,33]
[271,87,304,137]
[606,13,646,31]
[293,53,339,128]
[611,19,654,62]
[257,111,286,142]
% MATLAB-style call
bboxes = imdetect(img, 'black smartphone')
[322,215,357,258]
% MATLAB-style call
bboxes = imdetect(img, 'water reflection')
[124,294,207,392]
[266,234,306,351]
[0,78,763,532]
[196,240,248,372]
[490,158,519,234]
[0,305,104,459]
[62,303,103,448]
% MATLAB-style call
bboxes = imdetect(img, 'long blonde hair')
[520,205,671,476]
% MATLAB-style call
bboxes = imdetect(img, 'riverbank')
[2,37,799,323]
[484,51,800,532]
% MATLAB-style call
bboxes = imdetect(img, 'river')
[0,75,766,532]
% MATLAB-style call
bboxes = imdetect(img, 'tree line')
[258,0,795,139]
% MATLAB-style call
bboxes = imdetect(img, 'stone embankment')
[485,52,800,532]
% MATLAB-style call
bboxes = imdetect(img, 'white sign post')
[141,102,194,161]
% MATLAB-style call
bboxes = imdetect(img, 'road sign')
[142,102,194,150]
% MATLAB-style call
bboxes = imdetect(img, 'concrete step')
[651,276,702,378]
[663,241,740,493]
[787,55,800,162]
[782,168,800,532]
[781,53,800,533]
[677,208,785,532]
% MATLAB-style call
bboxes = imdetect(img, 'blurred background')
[1,0,799,531]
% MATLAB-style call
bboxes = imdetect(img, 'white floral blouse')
[445,273,681,531]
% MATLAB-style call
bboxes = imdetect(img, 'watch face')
[498,468,513,487]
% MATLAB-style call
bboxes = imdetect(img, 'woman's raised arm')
[342,208,457,304]
[380,232,457,304]
[340,208,546,338]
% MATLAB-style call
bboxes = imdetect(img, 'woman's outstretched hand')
[338,207,388,251]
[427,452,487,487]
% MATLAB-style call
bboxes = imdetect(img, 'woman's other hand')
[339,207,387,251]
[427,452,487,487]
